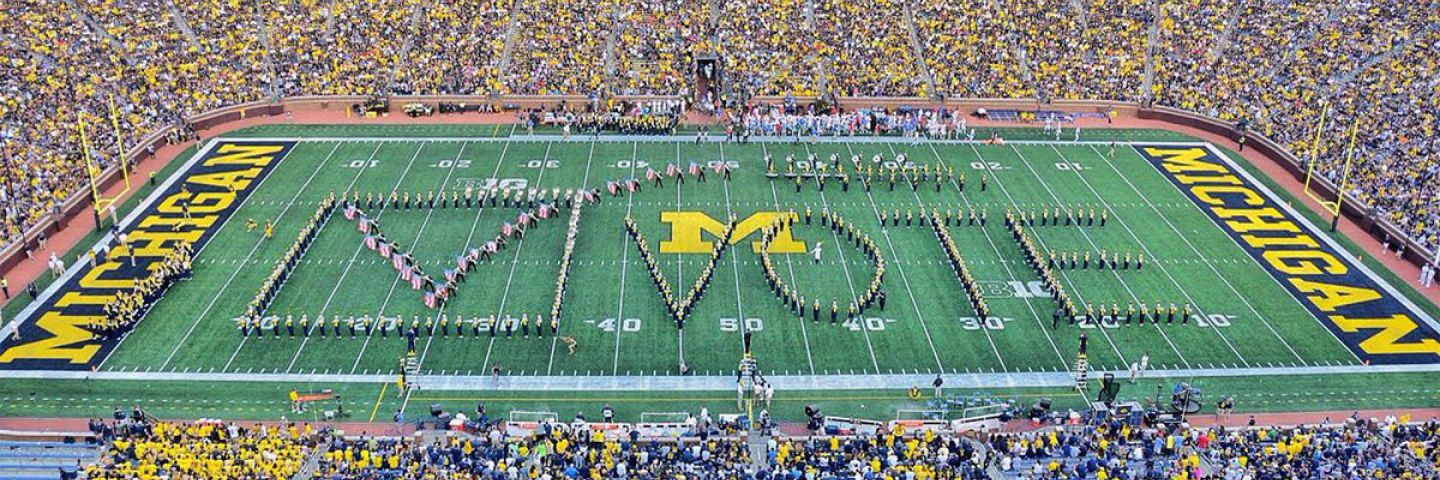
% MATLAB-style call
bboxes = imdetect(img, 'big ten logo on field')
[658,211,806,254]
[453,177,529,191]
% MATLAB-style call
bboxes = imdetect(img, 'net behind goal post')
[639,412,691,424]
[509,410,559,423]
[895,409,953,421]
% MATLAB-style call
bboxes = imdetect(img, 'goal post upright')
[1329,119,1360,232]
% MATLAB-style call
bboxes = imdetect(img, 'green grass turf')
[94,129,1391,377]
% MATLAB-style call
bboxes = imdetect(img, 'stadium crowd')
[2,0,1438,259]
[76,409,1440,479]
[85,416,317,480]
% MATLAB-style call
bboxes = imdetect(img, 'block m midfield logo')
[0,141,294,370]
[657,211,806,254]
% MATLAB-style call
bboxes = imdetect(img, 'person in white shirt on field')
[811,242,823,264]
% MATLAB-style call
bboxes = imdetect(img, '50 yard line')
[744,141,818,375]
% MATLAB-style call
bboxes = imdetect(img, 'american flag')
[501,222,515,237]
[358,217,370,233]
[423,291,436,309]
[666,163,677,177]
[607,180,619,195]
[689,162,700,176]
[444,268,456,282]
[344,204,357,220]
[537,203,552,219]
[365,235,377,250]
[627,179,639,192]
[646,167,658,181]
[379,242,392,258]
[411,273,424,290]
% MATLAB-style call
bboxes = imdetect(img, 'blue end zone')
[1135,143,1440,365]
[0,141,297,370]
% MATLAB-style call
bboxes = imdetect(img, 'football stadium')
[1,0,1439,478]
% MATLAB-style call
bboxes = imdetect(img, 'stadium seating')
[75,415,1440,479]
[1,0,1437,256]
[84,420,315,480]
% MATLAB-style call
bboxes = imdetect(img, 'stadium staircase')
[800,0,831,99]
[899,2,938,98]
[1140,0,1162,99]
[495,2,523,90]
[289,439,333,480]
[0,439,100,480]
[747,432,769,469]
[165,0,201,50]
[59,0,125,52]
[601,8,625,92]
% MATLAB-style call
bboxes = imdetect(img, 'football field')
[10,124,1440,392]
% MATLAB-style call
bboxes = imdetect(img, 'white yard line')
[608,143,639,374]
[915,141,1070,370]
[415,139,515,371]
[347,142,470,373]
[157,141,341,370]
[1039,145,1254,366]
[280,142,426,372]
[219,143,371,371]
[1001,145,1193,367]
[672,143,688,370]
[1091,145,1336,364]
[872,142,989,372]
[742,142,818,375]
[719,150,762,365]
[546,140,597,375]
[788,142,882,373]
[479,143,555,375]
[966,143,1133,368]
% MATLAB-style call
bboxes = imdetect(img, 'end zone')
[1138,143,1440,364]
[0,140,297,370]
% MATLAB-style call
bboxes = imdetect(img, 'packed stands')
[2,0,1438,257]
[72,411,1440,479]
[502,0,616,95]
[84,418,316,479]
